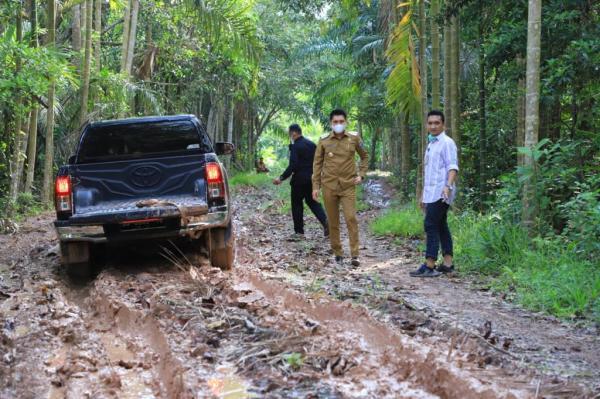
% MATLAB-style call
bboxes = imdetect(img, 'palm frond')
[185,0,260,62]
[385,7,421,118]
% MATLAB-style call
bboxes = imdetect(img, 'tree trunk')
[522,0,542,232]
[206,103,216,142]
[25,108,38,194]
[443,23,452,131]
[449,14,460,149]
[478,2,486,208]
[369,127,380,170]
[94,0,101,73]
[42,0,56,204]
[80,0,93,125]
[120,0,131,73]
[417,0,428,201]
[25,0,39,194]
[431,0,440,109]
[91,0,102,109]
[227,97,234,143]
[400,115,411,197]
[9,0,24,210]
[124,0,139,76]
[72,4,81,68]
[516,55,526,167]
[80,0,86,44]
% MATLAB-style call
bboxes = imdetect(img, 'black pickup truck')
[54,115,235,276]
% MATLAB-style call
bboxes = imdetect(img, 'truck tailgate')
[70,194,208,225]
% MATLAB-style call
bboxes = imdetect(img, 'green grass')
[370,204,600,322]
[370,203,423,238]
[228,172,272,188]
[453,214,600,321]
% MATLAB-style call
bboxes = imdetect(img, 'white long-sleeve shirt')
[422,132,459,204]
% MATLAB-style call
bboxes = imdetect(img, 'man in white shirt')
[410,110,459,278]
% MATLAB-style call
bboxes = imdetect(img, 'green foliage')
[370,203,422,238]
[0,192,45,220]
[229,172,272,188]
[452,213,600,321]
[284,352,304,370]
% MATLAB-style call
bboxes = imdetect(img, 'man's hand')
[273,178,281,185]
[442,186,450,200]
[420,202,426,213]
[353,176,363,185]
[312,189,320,201]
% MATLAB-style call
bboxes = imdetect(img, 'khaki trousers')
[322,185,359,257]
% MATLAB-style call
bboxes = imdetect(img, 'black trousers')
[424,199,453,260]
[291,180,328,234]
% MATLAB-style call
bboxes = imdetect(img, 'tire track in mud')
[0,179,597,398]
[232,178,595,398]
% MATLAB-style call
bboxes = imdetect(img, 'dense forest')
[0,0,598,315]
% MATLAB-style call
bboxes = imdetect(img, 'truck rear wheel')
[60,241,92,278]
[207,221,235,270]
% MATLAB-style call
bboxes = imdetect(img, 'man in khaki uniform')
[312,109,368,266]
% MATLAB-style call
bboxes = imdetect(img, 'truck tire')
[60,241,92,278]
[207,221,235,270]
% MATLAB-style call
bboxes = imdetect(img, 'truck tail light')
[55,175,73,214]
[205,162,225,201]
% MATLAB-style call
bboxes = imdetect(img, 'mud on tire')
[60,241,93,278]
[207,220,235,270]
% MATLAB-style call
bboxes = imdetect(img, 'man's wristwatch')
[445,184,453,191]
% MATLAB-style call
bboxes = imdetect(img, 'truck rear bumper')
[55,211,229,243]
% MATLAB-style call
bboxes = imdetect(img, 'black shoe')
[409,264,441,278]
[436,264,455,274]
[351,257,360,267]
[323,225,329,238]
[335,256,343,264]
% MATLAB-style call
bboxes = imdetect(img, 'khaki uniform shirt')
[312,131,369,191]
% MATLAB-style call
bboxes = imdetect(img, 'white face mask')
[332,123,346,134]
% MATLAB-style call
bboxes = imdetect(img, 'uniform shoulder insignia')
[320,132,331,140]
[347,131,359,136]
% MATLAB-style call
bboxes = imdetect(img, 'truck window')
[77,120,212,163]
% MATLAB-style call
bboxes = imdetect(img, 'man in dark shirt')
[274,124,329,238]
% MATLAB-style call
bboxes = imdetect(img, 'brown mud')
[0,176,598,398]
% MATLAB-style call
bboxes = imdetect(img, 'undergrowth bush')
[452,214,600,321]
[370,203,422,238]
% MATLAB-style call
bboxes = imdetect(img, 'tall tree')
[522,0,542,230]
[8,0,24,209]
[443,22,451,132]
[42,0,56,204]
[477,0,486,206]
[516,54,525,167]
[124,0,140,76]
[449,14,460,148]
[120,0,132,73]
[430,0,440,109]
[80,0,93,125]
[25,0,40,194]
[417,0,428,199]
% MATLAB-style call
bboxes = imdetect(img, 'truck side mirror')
[68,155,76,164]
[215,142,235,156]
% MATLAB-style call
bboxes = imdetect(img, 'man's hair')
[329,108,347,121]
[427,110,445,123]
[288,123,302,134]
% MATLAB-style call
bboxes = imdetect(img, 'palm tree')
[80,0,93,125]
[431,0,440,109]
[42,0,56,204]
[522,0,542,231]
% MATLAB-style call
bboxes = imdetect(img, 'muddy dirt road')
[1,177,598,398]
